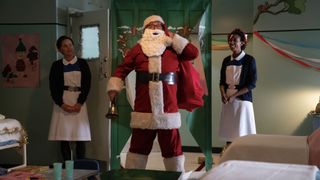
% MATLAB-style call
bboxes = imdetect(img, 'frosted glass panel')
[81,25,99,59]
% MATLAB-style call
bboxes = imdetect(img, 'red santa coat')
[107,34,198,129]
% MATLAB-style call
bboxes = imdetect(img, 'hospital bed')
[200,160,320,180]
[0,116,28,172]
[219,134,309,165]
[196,134,320,180]
[97,160,320,180]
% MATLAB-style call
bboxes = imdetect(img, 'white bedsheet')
[219,134,309,165]
[0,117,27,172]
[0,118,22,144]
[200,160,319,180]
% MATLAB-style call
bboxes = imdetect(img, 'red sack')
[177,61,204,111]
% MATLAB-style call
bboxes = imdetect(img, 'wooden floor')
[120,152,221,172]
[119,139,221,172]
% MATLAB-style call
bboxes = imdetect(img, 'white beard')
[139,29,172,57]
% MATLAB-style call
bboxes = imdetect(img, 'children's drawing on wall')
[0,34,40,87]
[254,0,307,25]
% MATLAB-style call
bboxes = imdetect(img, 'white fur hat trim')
[143,15,164,29]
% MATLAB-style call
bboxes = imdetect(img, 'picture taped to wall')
[0,34,40,88]
[253,0,320,31]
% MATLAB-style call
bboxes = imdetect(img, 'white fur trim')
[125,152,148,169]
[139,29,171,57]
[131,111,181,129]
[148,56,161,73]
[172,34,189,54]
[149,81,164,114]
[143,15,164,29]
[163,155,185,172]
[107,77,124,92]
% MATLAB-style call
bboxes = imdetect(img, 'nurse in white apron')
[219,29,257,146]
[48,35,91,160]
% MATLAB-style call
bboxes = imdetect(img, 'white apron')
[48,60,91,141]
[219,56,256,142]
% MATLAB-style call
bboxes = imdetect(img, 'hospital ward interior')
[1,0,320,179]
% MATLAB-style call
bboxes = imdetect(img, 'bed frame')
[0,143,27,172]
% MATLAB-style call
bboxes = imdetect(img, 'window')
[80,25,100,60]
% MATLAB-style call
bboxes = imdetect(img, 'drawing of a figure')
[15,38,27,78]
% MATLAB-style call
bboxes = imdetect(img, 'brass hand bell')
[106,98,119,119]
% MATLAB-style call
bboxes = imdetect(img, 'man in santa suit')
[107,15,198,172]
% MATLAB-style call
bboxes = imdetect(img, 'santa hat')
[143,15,164,29]
[143,15,170,36]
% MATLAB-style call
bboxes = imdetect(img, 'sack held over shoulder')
[177,61,204,111]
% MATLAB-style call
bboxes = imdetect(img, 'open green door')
[110,0,212,170]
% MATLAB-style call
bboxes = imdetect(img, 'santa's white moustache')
[143,29,165,39]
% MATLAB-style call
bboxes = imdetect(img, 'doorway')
[69,9,111,164]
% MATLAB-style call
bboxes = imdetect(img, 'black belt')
[63,86,81,92]
[136,72,176,85]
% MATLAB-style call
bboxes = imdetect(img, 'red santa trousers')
[129,128,183,158]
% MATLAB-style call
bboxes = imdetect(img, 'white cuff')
[172,34,189,54]
[125,152,148,169]
[107,76,124,93]
[163,155,185,172]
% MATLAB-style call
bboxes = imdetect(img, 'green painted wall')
[0,17,60,166]
[0,0,90,165]
[0,0,113,166]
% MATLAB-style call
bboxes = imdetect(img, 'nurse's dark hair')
[228,28,247,50]
[56,35,74,49]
